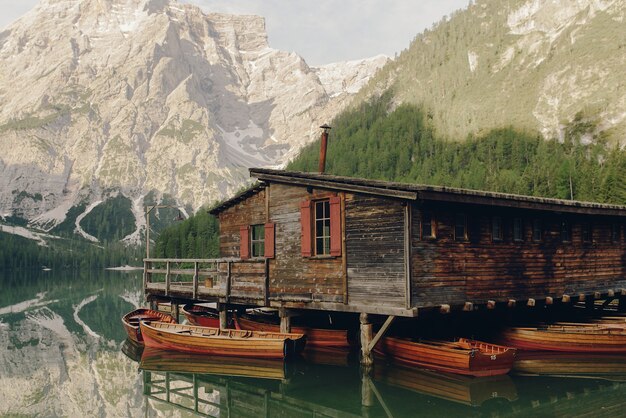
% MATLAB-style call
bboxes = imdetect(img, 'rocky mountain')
[357,0,626,146]
[0,0,387,239]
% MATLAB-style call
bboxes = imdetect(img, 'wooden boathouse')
[144,167,626,363]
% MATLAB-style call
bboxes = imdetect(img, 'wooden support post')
[487,300,496,310]
[279,308,291,333]
[507,299,516,308]
[439,304,451,314]
[192,262,199,299]
[545,297,554,305]
[404,203,412,309]
[360,313,373,366]
[361,373,374,408]
[143,259,149,289]
[264,258,270,306]
[341,192,348,304]
[367,316,395,353]
[165,261,171,296]
[527,298,536,307]
[219,304,228,330]
[463,302,473,312]
[225,261,232,302]
[172,303,180,323]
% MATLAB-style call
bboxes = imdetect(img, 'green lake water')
[2,269,626,417]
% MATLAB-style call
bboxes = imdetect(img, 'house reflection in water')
[136,346,626,417]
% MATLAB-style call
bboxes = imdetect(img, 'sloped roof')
[208,183,266,215]
[210,168,626,217]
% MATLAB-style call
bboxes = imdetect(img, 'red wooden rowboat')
[181,304,241,329]
[235,314,351,348]
[501,324,626,353]
[181,304,220,328]
[121,308,176,344]
[139,321,306,359]
[375,337,516,377]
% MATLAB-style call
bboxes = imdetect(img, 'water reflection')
[0,269,144,416]
[136,349,626,417]
[6,269,626,417]
[140,347,290,380]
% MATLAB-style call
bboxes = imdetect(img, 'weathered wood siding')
[411,202,626,307]
[267,184,344,303]
[218,190,267,298]
[346,195,406,307]
[219,189,267,258]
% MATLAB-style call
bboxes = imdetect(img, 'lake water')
[3,269,626,417]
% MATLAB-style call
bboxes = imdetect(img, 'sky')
[0,0,470,66]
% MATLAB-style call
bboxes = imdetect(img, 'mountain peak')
[0,0,387,234]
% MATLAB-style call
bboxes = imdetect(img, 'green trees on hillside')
[153,210,219,259]
[155,94,624,260]
[289,94,626,205]
[81,195,136,242]
[0,231,143,270]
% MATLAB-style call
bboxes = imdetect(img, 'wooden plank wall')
[411,202,626,307]
[345,195,406,307]
[218,190,267,297]
[267,183,344,303]
[219,189,267,258]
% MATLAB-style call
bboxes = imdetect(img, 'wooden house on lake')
[205,168,626,313]
[145,167,626,362]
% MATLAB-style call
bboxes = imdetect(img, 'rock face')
[0,0,387,229]
[360,0,626,146]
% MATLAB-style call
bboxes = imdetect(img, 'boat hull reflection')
[374,362,518,407]
[514,351,626,380]
[140,347,289,380]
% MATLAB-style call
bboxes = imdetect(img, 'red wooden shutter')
[300,200,312,257]
[264,222,275,258]
[329,196,342,256]
[239,226,250,260]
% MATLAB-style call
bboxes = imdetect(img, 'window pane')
[561,220,571,242]
[611,224,620,242]
[532,219,542,242]
[314,200,331,255]
[316,219,324,237]
[250,224,265,257]
[316,237,325,255]
[492,216,503,241]
[513,218,523,241]
[455,213,466,241]
[422,212,433,239]
[582,223,592,243]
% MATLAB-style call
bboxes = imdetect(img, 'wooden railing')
[144,258,267,301]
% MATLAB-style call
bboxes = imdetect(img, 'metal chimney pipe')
[318,124,331,173]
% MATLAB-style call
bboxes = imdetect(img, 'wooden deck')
[144,258,268,304]
[144,257,417,316]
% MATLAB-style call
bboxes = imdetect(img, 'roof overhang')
[249,168,626,217]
